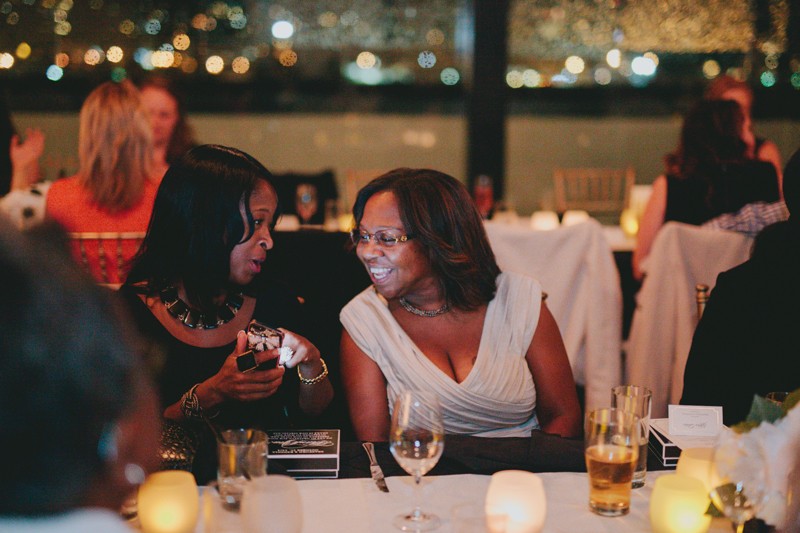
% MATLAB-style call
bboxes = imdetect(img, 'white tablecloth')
[200,471,732,532]
[484,219,622,411]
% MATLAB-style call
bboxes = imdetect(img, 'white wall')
[16,112,798,215]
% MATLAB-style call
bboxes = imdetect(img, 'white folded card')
[668,405,723,437]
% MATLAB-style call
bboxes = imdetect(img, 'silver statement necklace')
[398,297,450,318]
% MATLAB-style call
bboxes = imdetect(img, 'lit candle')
[676,448,717,493]
[530,211,559,231]
[138,470,199,533]
[649,474,711,533]
[485,470,546,533]
[620,208,639,237]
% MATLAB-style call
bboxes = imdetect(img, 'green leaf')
[745,395,784,425]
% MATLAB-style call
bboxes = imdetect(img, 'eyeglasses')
[349,229,413,247]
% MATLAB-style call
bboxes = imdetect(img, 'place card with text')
[668,405,723,437]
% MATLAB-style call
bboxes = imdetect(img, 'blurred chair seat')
[553,166,635,215]
[67,231,145,288]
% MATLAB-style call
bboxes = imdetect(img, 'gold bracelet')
[297,357,328,385]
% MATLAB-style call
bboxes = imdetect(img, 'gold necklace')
[160,286,244,329]
[398,297,450,318]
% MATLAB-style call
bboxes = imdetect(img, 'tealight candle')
[485,470,546,533]
[649,474,711,533]
[561,210,590,226]
[530,211,559,231]
[676,448,717,493]
[620,208,639,237]
[138,470,199,533]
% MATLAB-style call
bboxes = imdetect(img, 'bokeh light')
[759,71,776,87]
[110,66,127,82]
[440,67,459,85]
[318,11,337,28]
[0,53,14,69]
[356,51,376,69]
[205,55,224,74]
[119,19,135,35]
[15,42,31,59]
[643,52,659,66]
[426,28,445,46]
[84,47,103,66]
[506,70,523,88]
[272,21,294,39]
[46,64,64,80]
[54,52,69,68]
[522,69,541,87]
[594,67,612,85]
[106,45,123,63]
[231,56,250,74]
[790,72,800,89]
[631,56,656,76]
[606,49,621,69]
[173,33,190,50]
[417,51,436,68]
[279,49,298,67]
[702,59,721,79]
[565,55,585,74]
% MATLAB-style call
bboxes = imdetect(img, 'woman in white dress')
[340,168,581,441]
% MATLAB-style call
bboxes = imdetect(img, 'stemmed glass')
[389,390,445,531]
[709,444,756,533]
[295,183,319,224]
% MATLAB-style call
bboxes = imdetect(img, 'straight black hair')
[126,144,280,311]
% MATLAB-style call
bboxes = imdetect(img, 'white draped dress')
[340,271,542,437]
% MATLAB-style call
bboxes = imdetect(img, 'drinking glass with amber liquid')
[584,407,639,517]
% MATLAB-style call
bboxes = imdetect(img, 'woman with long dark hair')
[633,100,780,279]
[121,144,332,482]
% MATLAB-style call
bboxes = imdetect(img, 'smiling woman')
[119,144,332,483]
[339,168,582,442]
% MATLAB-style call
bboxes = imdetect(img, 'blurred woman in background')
[45,80,157,284]
[633,99,780,279]
[705,75,782,181]
[139,76,197,177]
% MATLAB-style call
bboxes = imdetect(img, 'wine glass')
[389,390,445,531]
[295,183,319,224]
[709,443,756,533]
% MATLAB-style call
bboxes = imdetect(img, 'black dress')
[665,160,780,225]
[119,281,310,482]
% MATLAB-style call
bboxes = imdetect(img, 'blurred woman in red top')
[46,80,157,284]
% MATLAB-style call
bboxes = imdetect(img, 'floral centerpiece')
[712,390,800,531]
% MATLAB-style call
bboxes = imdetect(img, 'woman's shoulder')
[494,271,542,304]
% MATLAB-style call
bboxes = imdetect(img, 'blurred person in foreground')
[340,168,582,441]
[139,76,197,178]
[705,74,782,181]
[633,99,780,280]
[0,218,160,531]
[122,144,332,483]
[681,147,800,425]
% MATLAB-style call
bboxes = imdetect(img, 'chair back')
[553,166,635,215]
[695,283,710,322]
[67,231,146,288]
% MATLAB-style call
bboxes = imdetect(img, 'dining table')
[195,433,737,533]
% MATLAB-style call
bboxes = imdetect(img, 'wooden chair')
[67,231,146,288]
[695,283,710,322]
[343,169,387,212]
[553,166,635,215]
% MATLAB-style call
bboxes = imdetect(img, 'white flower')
[714,406,800,528]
